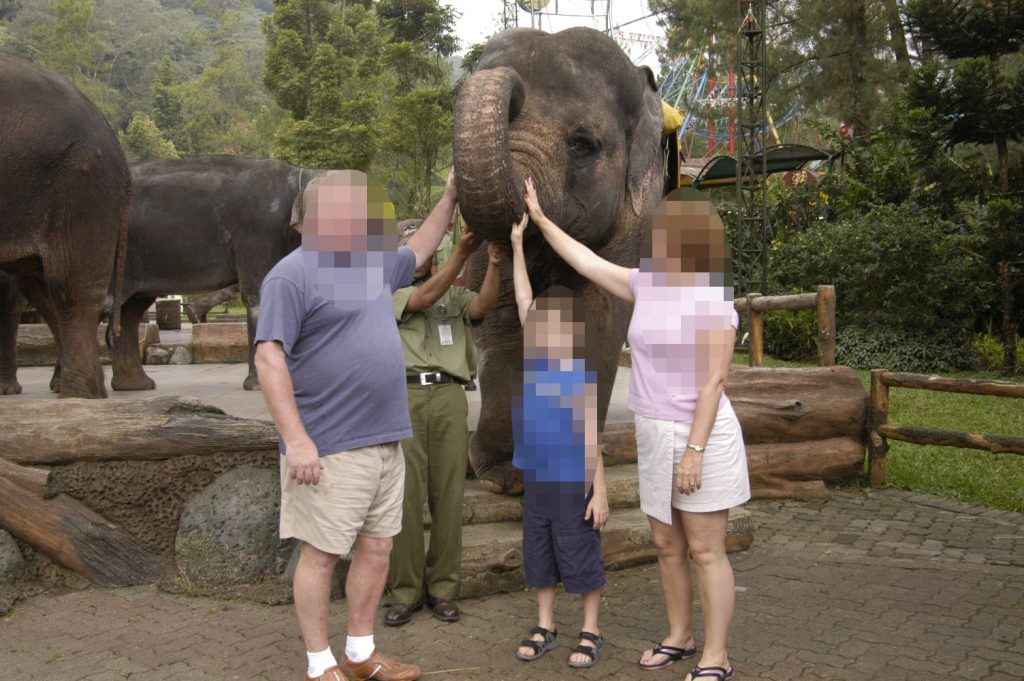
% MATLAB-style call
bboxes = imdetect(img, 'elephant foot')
[111,372,156,391]
[49,374,60,393]
[0,378,22,395]
[243,373,261,391]
[475,460,524,496]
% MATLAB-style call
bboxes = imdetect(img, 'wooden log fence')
[867,369,1024,487]
[734,284,836,368]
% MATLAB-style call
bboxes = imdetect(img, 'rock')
[0,530,25,581]
[175,467,289,590]
[168,346,192,365]
[191,323,248,363]
[144,346,170,365]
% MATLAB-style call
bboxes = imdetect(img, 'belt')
[407,372,465,386]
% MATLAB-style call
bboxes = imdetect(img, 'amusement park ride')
[502,1,827,296]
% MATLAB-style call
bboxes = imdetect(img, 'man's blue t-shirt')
[512,357,595,483]
[254,245,416,456]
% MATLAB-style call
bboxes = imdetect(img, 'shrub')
[970,332,1023,374]
[836,326,974,373]
[763,307,819,362]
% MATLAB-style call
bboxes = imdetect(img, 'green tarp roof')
[680,144,830,189]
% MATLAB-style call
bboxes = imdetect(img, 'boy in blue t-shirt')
[509,212,609,669]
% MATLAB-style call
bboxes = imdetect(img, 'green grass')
[733,353,1024,512]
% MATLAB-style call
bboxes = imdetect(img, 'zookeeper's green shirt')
[393,282,478,382]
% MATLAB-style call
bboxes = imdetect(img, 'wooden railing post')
[867,369,889,487]
[816,285,836,367]
[746,292,764,367]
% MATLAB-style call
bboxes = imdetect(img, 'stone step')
[456,506,656,598]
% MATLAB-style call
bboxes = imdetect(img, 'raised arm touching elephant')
[0,53,130,398]
[453,27,667,494]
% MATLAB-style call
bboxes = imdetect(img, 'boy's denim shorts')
[522,481,606,594]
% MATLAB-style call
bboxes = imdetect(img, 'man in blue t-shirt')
[254,170,457,681]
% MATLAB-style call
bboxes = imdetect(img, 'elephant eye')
[568,132,601,157]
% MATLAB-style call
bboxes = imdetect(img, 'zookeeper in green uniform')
[386,221,506,627]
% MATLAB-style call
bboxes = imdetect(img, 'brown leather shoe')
[384,598,423,627]
[306,665,349,681]
[339,648,420,681]
[426,595,460,622]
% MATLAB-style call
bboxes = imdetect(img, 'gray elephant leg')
[110,296,156,391]
[241,289,260,391]
[470,300,525,495]
[36,270,105,398]
[0,273,23,395]
[15,274,65,393]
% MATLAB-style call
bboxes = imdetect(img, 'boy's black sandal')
[567,631,603,669]
[515,626,558,661]
[687,664,735,680]
[639,643,698,670]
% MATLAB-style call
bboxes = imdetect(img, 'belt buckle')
[420,372,438,386]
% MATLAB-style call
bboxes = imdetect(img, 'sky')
[446,0,666,71]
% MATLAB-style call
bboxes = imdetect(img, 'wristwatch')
[686,444,706,453]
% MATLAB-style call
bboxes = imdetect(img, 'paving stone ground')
[3,487,1022,681]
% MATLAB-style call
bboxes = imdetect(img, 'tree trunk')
[0,396,278,465]
[883,0,912,83]
[0,465,160,585]
[1001,262,1018,376]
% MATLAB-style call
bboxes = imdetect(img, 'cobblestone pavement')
[2,487,1022,681]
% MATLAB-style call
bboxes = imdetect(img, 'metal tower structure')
[503,0,611,34]
[735,0,769,297]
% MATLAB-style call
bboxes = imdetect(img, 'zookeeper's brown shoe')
[339,649,420,681]
[426,595,460,622]
[384,598,424,627]
[305,665,349,681]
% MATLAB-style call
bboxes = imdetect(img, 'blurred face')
[525,304,584,361]
[301,170,397,253]
[643,189,729,278]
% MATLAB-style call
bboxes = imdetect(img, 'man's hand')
[510,212,528,250]
[585,486,610,530]
[488,241,509,264]
[444,169,457,201]
[456,231,482,257]
[286,436,324,485]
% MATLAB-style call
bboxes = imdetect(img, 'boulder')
[168,346,192,365]
[175,467,290,593]
[144,346,170,365]
[0,530,25,581]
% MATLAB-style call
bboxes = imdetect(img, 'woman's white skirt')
[635,401,750,523]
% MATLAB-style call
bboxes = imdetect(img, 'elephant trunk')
[454,66,527,242]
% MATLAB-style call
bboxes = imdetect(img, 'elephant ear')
[626,65,664,218]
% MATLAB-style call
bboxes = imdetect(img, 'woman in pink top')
[523,178,749,681]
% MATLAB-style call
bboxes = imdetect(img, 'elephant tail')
[109,163,131,338]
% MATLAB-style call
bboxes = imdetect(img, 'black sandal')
[639,642,698,670]
[568,631,603,669]
[515,626,558,661]
[687,664,735,680]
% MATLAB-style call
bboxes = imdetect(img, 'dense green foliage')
[1,0,460,216]
[657,2,1024,373]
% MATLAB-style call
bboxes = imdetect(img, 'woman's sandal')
[639,642,698,670]
[686,664,735,680]
[567,631,603,669]
[515,626,558,661]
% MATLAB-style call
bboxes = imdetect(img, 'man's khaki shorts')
[279,442,405,556]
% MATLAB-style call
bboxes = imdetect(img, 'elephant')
[453,27,669,494]
[0,53,130,398]
[106,156,321,392]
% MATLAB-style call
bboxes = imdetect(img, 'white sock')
[346,634,375,663]
[306,647,337,678]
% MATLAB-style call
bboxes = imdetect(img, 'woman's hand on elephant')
[488,241,509,264]
[523,177,545,222]
[510,212,528,250]
[675,452,703,495]
[286,436,324,485]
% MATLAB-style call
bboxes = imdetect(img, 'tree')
[119,112,180,161]
[905,0,1024,375]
